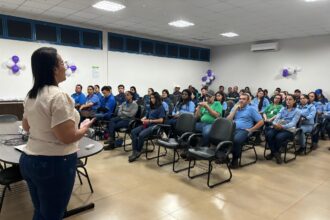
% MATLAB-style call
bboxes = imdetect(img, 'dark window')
[60,27,80,45]
[179,47,189,59]
[35,23,57,42]
[190,48,199,60]
[155,42,166,56]
[141,40,154,54]
[82,31,100,48]
[200,49,210,61]
[109,35,124,50]
[0,17,3,36]
[7,19,32,39]
[126,38,139,52]
[167,44,178,57]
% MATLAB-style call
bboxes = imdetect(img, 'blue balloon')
[12,65,20,73]
[70,65,77,72]
[282,69,289,77]
[202,76,207,82]
[12,55,19,63]
[207,70,212,77]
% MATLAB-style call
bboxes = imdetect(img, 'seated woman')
[129,92,166,162]
[195,90,222,145]
[263,94,283,125]
[94,86,116,120]
[143,88,154,111]
[308,91,324,146]
[296,94,316,154]
[215,91,227,112]
[324,102,330,139]
[265,94,301,164]
[130,86,140,101]
[104,91,138,150]
[251,90,270,113]
[315,89,328,104]
[79,85,100,118]
[166,89,195,129]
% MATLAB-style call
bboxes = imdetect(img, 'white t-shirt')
[23,85,80,156]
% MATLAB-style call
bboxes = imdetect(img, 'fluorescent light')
[304,0,320,2]
[220,32,239,38]
[93,1,126,12]
[168,20,194,28]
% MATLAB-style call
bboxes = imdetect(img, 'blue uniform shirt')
[323,102,330,117]
[115,93,126,105]
[147,106,166,120]
[311,101,323,113]
[95,92,103,101]
[71,92,86,105]
[172,101,195,115]
[273,107,301,129]
[298,104,316,125]
[86,94,100,111]
[100,94,116,117]
[251,98,270,112]
[231,105,262,130]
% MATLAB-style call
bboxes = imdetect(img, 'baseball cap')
[206,90,215,97]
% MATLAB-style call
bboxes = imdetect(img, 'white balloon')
[206,79,210,84]
[288,68,295,75]
[6,60,15,68]
[65,69,72,76]
[209,76,214,80]
[295,67,302,72]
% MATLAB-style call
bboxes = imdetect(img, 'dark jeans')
[232,129,249,160]
[195,122,212,146]
[265,128,293,154]
[19,152,77,220]
[108,117,130,139]
[131,125,155,152]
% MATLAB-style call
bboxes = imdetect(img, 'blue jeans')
[232,129,249,160]
[108,117,130,139]
[265,128,293,154]
[19,152,77,220]
[131,125,155,152]
[299,124,313,149]
[94,113,111,120]
[195,122,212,146]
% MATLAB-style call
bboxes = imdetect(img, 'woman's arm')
[22,118,30,132]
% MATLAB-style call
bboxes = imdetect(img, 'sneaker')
[274,153,282,164]
[128,151,142,162]
[265,153,274,160]
[229,159,239,169]
[311,142,318,150]
[295,147,305,155]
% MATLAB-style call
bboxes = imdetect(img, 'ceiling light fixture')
[168,20,194,28]
[220,32,239,38]
[92,1,126,12]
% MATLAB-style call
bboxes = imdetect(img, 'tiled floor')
[1,139,330,220]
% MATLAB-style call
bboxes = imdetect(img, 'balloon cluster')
[282,67,301,77]
[201,69,216,86]
[65,61,77,77]
[5,55,25,74]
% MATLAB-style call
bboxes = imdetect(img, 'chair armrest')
[248,129,261,137]
[215,141,233,156]
[187,133,203,146]
[179,132,195,141]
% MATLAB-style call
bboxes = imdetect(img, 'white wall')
[0,36,209,100]
[211,35,330,97]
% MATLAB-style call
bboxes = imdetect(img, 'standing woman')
[20,47,95,219]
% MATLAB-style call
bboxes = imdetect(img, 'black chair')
[304,122,321,154]
[186,118,235,188]
[0,114,18,123]
[76,158,93,193]
[0,166,23,212]
[239,130,261,167]
[156,113,196,172]
[224,100,234,117]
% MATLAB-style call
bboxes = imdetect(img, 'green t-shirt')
[200,101,222,124]
[263,103,282,119]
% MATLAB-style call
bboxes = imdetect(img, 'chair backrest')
[0,114,18,123]
[209,118,235,145]
[135,105,145,119]
[175,113,196,135]
[136,97,145,106]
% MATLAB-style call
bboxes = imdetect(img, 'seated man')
[195,90,222,146]
[104,91,138,150]
[265,94,301,164]
[71,84,86,109]
[94,86,116,120]
[227,93,264,168]
[323,102,330,139]
[115,84,126,105]
[94,84,103,100]
[79,85,100,118]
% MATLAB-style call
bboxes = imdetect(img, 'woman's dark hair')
[148,88,154,93]
[308,92,319,102]
[162,89,169,97]
[125,91,134,97]
[257,90,265,112]
[181,89,192,102]
[274,94,282,104]
[101,86,111,92]
[264,89,268,95]
[130,86,137,93]
[28,47,59,98]
[94,85,100,89]
[150,92,162,109]
[286,94,297,108]
[215,91,226,104]
[301,94,310,104]
[88,85,94,91]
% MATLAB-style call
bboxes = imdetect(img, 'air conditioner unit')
[250,42,279,52]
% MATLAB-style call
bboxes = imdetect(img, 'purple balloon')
[12,55,19,63]
[207,70,213,77]
[12,65,20,73]
[70,65,77,72]
[202,76,207,82]
[282,69,289,77]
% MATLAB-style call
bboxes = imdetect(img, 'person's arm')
[305,106,316,121]
[52,119,95,144]
[194,105,201,118]
[188,101,196,113]
[22,118,30,132]
[263,113,268,121]
[246,108,264,132]
[227,104,239,120]
[247,120,264,132]
[123,103,138,118]
[80,102,94,110]
[282,110,301,129]
[203,103,220,118]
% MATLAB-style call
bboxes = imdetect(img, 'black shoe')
[128,151,142,162]
[274,153,282,164]
[180,150,188,159]
[103,143,115,151]
[229,159,239,169]
[104,137,115,145]
[295,147,305,155]
[311,142,318,150]
[265,153,274,160]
